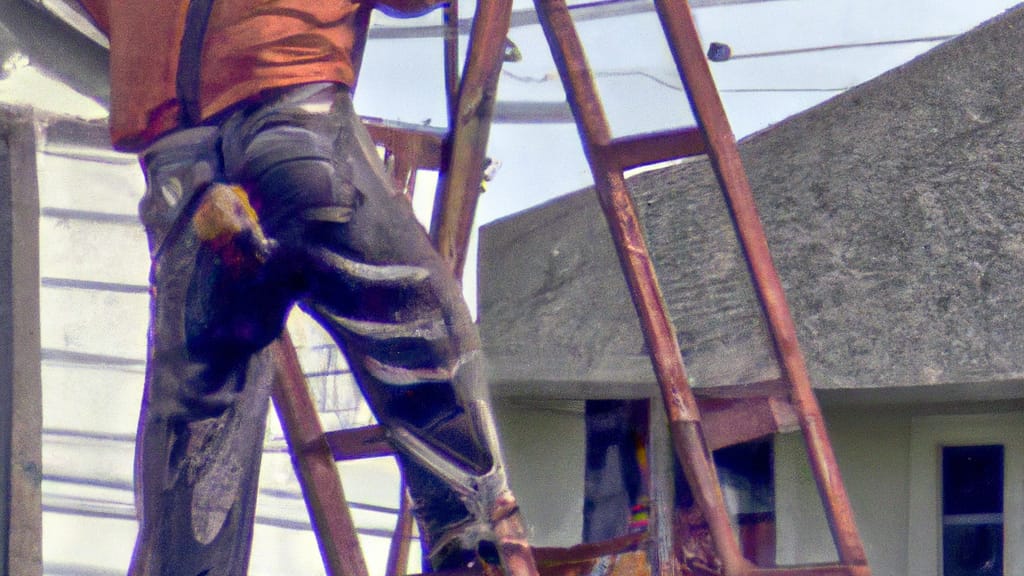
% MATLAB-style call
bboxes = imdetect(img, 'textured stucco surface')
[479,5,1024,398]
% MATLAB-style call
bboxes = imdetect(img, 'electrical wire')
[499,33,954,98]
[504,67,848,96]
[725,34,954,60]
[368,0,781,39]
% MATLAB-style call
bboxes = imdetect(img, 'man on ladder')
[72,0,537,574]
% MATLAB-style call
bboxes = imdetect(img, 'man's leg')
[219,85,535,571]
[130,135,276,576]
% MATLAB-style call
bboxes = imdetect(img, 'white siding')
[38,131,146,576]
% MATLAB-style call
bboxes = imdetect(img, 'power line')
[367,0,784,39]
[725,34,955,60]
[491,29,952,125]
[491,85,845,124]
[497,33,954,94]
[720,87,844,93]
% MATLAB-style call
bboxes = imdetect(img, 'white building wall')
[493,399,586,548]
[775,405,1024,576]
[775,408,912,576]
[38,128,149,576]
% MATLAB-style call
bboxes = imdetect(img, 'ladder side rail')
[443,0,461,126]
[426,4,542,572]
[429,0,514,278]
[385,481,416,576]
[270,334,370,576]
[531,1,748,573]
[651,0,869,568]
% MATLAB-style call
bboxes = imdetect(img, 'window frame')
[908,412,1024,576]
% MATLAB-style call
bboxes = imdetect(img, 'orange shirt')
[77,0,440,151]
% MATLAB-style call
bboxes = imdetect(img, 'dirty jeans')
[130,84,513,575]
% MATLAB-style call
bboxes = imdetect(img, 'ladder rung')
[533,531,645,566]
[601,126,706,171]
[321,379,798,460]
[324,424,395,461]
[694,379,798,451]
[363,118,447,171]
[401,532,646,576]
[747,564,871,576]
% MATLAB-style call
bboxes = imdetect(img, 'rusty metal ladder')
[528,1,872,575]
[268,1,873,575]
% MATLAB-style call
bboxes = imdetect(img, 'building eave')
[0,0,109,106]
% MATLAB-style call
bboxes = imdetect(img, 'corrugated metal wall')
[35,116,412,575]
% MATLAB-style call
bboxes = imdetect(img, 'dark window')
[582,400,776,568]
[582,399,650,543]
[942,445,1004,576]
[714,440,775,566]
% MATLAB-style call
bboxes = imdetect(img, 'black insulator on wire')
[707,41,732,62]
